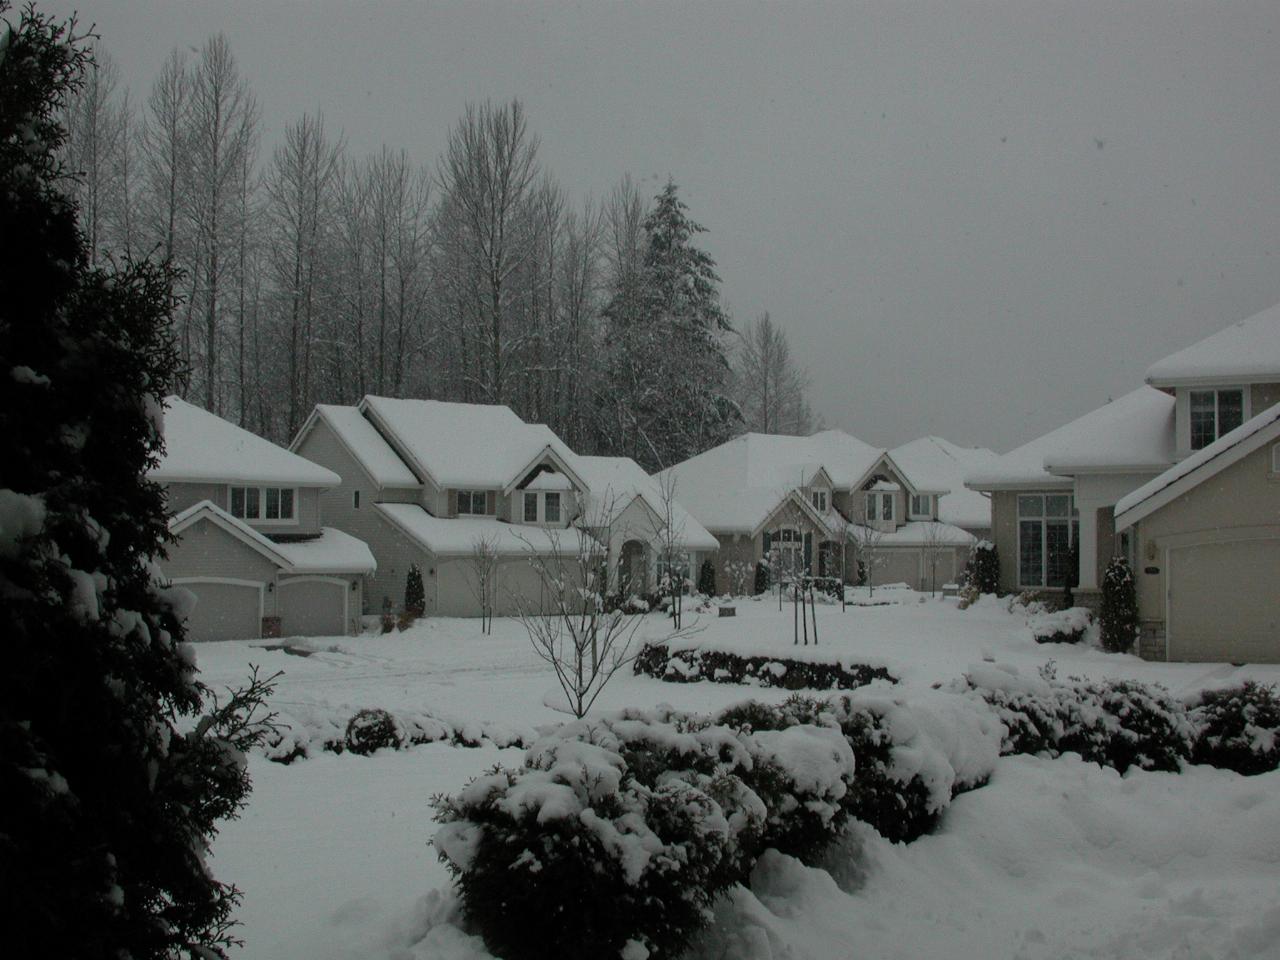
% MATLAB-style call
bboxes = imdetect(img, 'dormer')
[804,466,834,514]
[506,450,588,528]
[1144,303,1280,460]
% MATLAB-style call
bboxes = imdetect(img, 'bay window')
[229,485,295,522]
[1189,389,1244,450]
[1017,493,1078,588]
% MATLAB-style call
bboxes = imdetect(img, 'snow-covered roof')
[854,520,978,547]
[299,405,420,489]
[168,500,375,574]
[1146,302,1280,387]
[966,387,1175,490]
[658,430,890,534]
[890,436,999,530]
[575,455,719,551]
[525,470,575,492]
[373,503,598,558]
[152,397,340,488]
[1115,404,1280,530]
[359,396,586,491]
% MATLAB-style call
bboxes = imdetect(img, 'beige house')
[290,397,716,617]
[890,436,999,542]
[659,430,977,593]
[152,398,376,641]
[967,301,1280,662]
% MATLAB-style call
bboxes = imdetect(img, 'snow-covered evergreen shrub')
[1189,681,1280,775]
[697,558,717,596]
[1028,607,1092,645]
[753,559,770,594]
[1099,556,1139,654]
[964,541,1000,595]
[634,642,896,690]
[404,564,425,617]
[344,708,404,755]
[1,12,269,955]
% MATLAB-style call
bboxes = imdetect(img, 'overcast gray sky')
[50,0,1280,452]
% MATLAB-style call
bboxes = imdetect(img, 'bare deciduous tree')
[468,534,499,635]
[920,521,951,597]
[649,472,690,630]
[731,311,817,435]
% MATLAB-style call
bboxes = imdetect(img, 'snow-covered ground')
[200,591,1280,959]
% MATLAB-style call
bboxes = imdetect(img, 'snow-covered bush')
[634,642,896,690]
[344,708,404,755]
[1189,681,1280,775]
[963,540,999,595]
[1028,606,1092,645]
[753,559,770,595]
[698,558,717,596]
[956,664,1193,773]
[1099,556,1139,654]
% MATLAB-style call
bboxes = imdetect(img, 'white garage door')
[278,578,349,637]
[179,579,263,642]
[1169,538,1280,663]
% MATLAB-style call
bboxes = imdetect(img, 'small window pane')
[1046,521,1072,586]
[1046,495,1070,517]
[245,487,260,519]
[458,491,472,515]
[882,495,894,521]
[280,488,294,519]
[265,488,281,520]
[1190,391,1216,450]
[545,492,561,523]
[1019,520,1043,586]
[1017,495,1043,518]
[866,494,878,521]
[524,492,538,522]
[353,490,361,509]
[230,487,245,518]
[1218,390,1243,435]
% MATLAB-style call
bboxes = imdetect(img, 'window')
[1272,443,1280,474]
[1017,493,1078,588]
[353,490,361,509]
[771,527,805,579]
[524,492,538,522]
[910,494,931,518]
[1189,389,1244,450]
[656,551,691,592]
[544,492,561,523]
[229,486,294,522]
[811,489,828,512]
[458,490,488,515]
[866,492,894,522]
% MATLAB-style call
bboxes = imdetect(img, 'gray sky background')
[48,0,1280,453]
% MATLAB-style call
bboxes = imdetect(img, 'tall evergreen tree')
[1,6,266,956]
[601,179,738,470]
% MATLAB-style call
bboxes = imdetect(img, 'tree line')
[62,35,818,471]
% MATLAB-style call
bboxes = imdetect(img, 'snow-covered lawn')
[200,591,1280,959]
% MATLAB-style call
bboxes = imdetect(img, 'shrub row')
[955,666,1280,776]
[634,641,898,690]
[432,694,999,959]
[1027,607,1093,645]
[259,706,531,763]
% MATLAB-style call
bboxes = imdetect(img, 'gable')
[164,514,282,582]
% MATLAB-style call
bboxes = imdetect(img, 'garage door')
[871,550,920,589]
[278,578,348,637]
[1169,538,1280,663]
[179,580,263,642]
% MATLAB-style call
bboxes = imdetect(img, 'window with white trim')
[771,526,804,579]
[811,489,828,512]
[523,491,538,522]
[457,490,489,515]
[520,490,562,524]
[1189,388,1244,450]
[910,494,931,518]
[1017,493,1079,588]
[229,486,295,522]
[866,492,894,522]
[656,551,691,592]
[544,492,561,523]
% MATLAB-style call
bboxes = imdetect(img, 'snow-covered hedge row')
[431,693,1001,959]
[954,666,1280,777]
[633,641,897,690]
[1027,606,1093,645]
[258,704,532,763]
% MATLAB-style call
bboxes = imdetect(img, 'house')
[889,436,1000,541]
[151,397,376,641]
[658,430,978,593]
[967,301,1280,661]
[289,397,717,617]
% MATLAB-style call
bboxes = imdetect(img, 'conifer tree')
[1,7,267,956]
[1100,556,1139,654]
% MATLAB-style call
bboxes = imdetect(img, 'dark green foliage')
[404,563,425,617]
[753,559,770,594]
[698,558,716,596]
[634,642,897,690]
[1100,556,1139,653]
[1190,682,1280,775]
[343,708,403,755]
[1061,540,1079,607]
[0,7,266,956]
[964,541,1000,595]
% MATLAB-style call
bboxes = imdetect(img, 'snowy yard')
[199,592,1280,960]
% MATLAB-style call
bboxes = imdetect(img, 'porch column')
[1077,507,1099,590]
